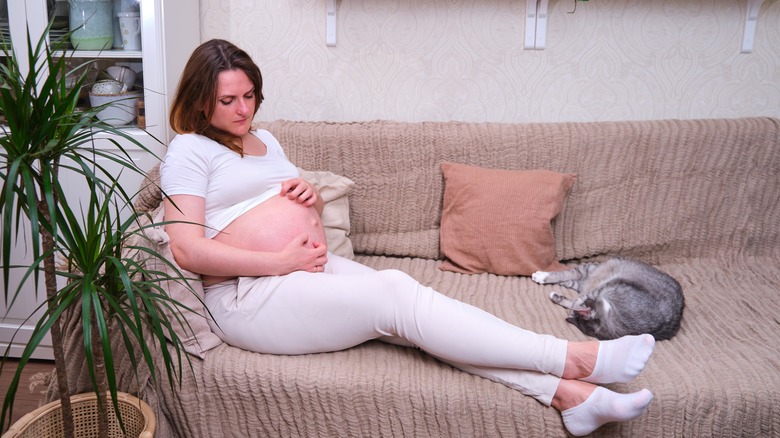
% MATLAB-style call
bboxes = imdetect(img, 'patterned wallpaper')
[200,0,780,123]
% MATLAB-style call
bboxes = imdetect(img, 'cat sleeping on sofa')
[532,258,684,341]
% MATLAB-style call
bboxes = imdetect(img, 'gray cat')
[532,258,684,341]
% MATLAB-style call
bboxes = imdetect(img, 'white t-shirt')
[160,130,299,238]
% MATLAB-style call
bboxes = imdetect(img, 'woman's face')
[208,69,256,137]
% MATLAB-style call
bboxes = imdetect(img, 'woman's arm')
[163,194,328,277]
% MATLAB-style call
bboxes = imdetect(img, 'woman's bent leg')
[203,259,654,429]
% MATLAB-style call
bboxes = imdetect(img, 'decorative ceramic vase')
[69,0,113,50]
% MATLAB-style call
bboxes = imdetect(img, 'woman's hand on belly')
[281,177,324,216]
[164,195,328,287]
[202,195,329,284]
[202,233,328,286]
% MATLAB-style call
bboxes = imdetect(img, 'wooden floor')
[0,359,55,433]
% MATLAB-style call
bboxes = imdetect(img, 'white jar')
[117,11,141,51]
[111,0,140,49]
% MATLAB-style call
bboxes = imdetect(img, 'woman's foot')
[553,380,653,436]
[563,334,656,384]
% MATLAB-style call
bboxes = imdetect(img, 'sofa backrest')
[260,118,780,263]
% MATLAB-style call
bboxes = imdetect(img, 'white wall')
[200,0,780,123]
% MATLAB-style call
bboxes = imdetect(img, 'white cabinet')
[0,0,200,359]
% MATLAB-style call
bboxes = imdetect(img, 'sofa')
[47,117,780,437]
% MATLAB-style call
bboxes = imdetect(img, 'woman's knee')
[373,269,418,291]
[371,269,432,307]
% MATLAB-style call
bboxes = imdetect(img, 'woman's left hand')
[280,178,320,207]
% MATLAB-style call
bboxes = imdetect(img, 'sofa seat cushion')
[140,254,780,437]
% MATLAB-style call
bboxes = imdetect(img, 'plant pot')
[2,392,155,438]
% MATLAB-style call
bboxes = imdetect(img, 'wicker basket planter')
[2,392,155,438]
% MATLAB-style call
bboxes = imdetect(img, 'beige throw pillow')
[298,168,356,259]
[140,207,223,359]
[439,162,575,276]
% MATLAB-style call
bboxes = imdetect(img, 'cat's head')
[566,298,608,338]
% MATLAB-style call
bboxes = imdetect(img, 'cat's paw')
[549,292,564,304]
[532,271,550,284]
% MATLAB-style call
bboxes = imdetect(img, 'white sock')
[562,387,653,436]
[581,334,655,384]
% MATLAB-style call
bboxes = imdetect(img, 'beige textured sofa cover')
[49,117,780,437]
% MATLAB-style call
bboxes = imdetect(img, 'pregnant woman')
[160,39,655,437]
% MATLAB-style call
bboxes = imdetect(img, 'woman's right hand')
[276,233,329,274]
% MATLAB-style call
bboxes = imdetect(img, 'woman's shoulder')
[253,128,279,144]
[252,129,285,155]
[169,132,225,155]
[170,132,215,147]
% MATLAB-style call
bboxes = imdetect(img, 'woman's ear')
[199,106,210,121]
[198,99,210,119]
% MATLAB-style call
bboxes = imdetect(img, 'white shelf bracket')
[524,0,538,49]
[326,0,337,47]
[535,0,549,50]
[524,0,549,50]
[741,0,764,53]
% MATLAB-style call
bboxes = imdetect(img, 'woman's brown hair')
[169,39,264,155]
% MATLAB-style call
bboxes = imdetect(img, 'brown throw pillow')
[439,162,575,276]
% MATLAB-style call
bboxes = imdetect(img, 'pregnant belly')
[202,195,327,285]
[213,195,327,253]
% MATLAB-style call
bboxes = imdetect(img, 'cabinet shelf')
[66,49,143,59]
[0,50,141,60]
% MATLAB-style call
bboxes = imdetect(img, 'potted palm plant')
[1,22,193,437]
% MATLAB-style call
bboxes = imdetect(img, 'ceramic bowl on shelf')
[106,66,137,90]
[89,91,142,126]
[91,79,124,95]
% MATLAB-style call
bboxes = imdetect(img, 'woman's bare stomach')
[203,195,326,285]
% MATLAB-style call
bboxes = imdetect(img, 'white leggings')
[204,253,568,405]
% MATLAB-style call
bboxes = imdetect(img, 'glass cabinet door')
[0,0,8,51]
[1,0,199,359]
[1,0,9,126]
[50,0,69,47]
[0,1,6,29]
